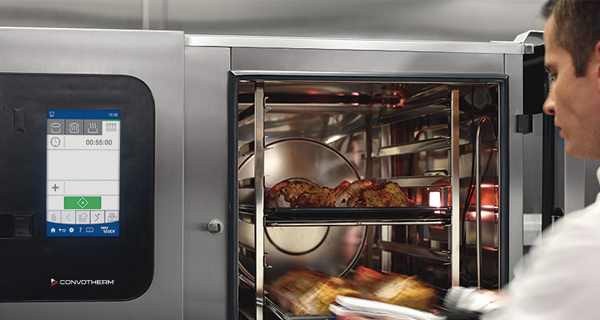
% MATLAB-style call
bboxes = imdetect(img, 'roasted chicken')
[345,181,415,208]
[265,180,319,208]
[266,179,414,208]
[333,179,373,207]
[295,187,335,208]
[267,266,437,316]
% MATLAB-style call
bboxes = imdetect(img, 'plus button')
[52,184,60,192]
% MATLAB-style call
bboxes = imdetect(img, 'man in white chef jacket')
[483,0,600,318]
[336,0,600,319]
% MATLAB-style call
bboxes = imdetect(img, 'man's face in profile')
[543,14,600,159]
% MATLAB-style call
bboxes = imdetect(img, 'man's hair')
[543,0,600,77]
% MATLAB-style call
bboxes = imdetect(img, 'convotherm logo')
[50,278,115,286]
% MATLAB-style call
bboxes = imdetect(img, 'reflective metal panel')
[0,27,184,320]
[183,46,231,319]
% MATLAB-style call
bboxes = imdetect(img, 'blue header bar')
[47,110,120,120]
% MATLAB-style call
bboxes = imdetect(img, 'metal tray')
[266,206,449,224]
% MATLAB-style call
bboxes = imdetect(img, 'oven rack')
[239,205,450,227]
[240,84,468,320]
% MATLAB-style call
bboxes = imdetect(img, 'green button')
[64,197,101,210]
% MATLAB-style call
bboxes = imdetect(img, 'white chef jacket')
[484,167,600,319]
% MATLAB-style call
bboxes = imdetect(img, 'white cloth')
[330,296,445,320]
[483,167,600,319]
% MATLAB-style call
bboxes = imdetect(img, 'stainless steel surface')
[267,220,447,227]
[380,123,393,274]
[254,82,266,319]
[186,34,531,55]
[379,241,450,263]
[512,30,545,44]
[450,89,461,287]
[475,117,494,289]
[208,219,225,234]
[0,28,184,320]
[0,1,548,43]
[231,48,506,74]
[239,141,255,158]
[184,45,230,319]
[239,103,376,114]
[476,120,482,289]
[389,176,450,188]
[378,137,450,157]
[504,54,525,283]
[523,114,544,217]
[564,155,586,214]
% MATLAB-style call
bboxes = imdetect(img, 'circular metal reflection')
[238,138,366,282]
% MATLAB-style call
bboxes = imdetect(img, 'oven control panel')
[46,110,121,237]
[0,73,155,301]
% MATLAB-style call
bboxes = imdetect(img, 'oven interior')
[235,78,501,319]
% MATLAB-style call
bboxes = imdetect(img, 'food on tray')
[291,276,361,315]
[265,180,319,208]
[295,187,335,208]
[267,267,360,315]
[345,181,415,208]
[333,179,373,207]
[351,266,437,312]
[266,179,414,208]
[333,180,351,195]
[267,266,437,316]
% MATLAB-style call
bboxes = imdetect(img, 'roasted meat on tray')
[333,179,373,207]
[267,266,438,316]
[265,180,319,208]
[345,181,416,208]
[295,187,336,208]
[267,267,360,315]
[266,179,415,208]
[351,266,437,312]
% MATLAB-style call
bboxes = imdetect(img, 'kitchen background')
[0,0,546,42]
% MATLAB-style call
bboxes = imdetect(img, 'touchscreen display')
[46,110,120,237]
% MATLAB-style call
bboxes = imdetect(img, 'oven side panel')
[504,54,525,283]
[0,28,185,319]
[183,46,232,319]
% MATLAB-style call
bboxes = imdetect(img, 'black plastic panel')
[0,73,155,301]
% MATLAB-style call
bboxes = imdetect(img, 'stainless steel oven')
[0,28,558,320]
[183,34,543,320]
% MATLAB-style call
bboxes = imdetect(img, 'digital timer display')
[86,139,114,146]
[46,110,121,238]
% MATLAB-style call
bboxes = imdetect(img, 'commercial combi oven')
[187,34,548,320]
[0,27,559,320]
